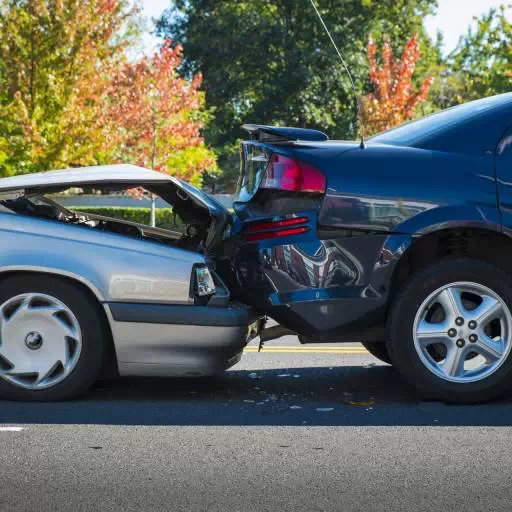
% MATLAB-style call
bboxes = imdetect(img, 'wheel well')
[390,228,512,305]
[0,270,118,378]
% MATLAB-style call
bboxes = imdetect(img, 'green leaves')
[100,42,218,186]
[0,0,140,175]
[449,5,511,102]
[0,0,509,190]
[0,1,216,187]
[157,0,440,188]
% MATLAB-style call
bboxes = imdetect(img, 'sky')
[140,0,511,55]
[424,0,510,53]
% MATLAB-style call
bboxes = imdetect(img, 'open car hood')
[0,164,172,190]
[0,164,230,251]
[0,164,228,221]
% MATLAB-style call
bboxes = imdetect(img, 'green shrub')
[71,207,185,231]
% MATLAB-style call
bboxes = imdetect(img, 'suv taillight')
[260,154,326,193]
[244,216,310,242]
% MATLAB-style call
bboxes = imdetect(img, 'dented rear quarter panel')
[227,133,504,336]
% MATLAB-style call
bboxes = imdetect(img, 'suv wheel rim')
[413,282,512,383]
[0,293,82,390]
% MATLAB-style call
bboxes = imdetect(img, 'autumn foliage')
[362,35,434,135]
[0,0,138,174]
[101,42,217,186]
[0,1,216,186]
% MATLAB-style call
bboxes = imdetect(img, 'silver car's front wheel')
[413,282,512,383]
[0,275,107,401]
[0,293,82,390]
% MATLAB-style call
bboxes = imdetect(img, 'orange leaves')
[99,0,119,15]
[0,1,149,175]
[97,42,216,185]
[362,34,434,135]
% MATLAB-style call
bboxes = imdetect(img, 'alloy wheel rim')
[413,281,512,383]
[0,293,82,390]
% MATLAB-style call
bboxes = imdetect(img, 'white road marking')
[0,427,23,432]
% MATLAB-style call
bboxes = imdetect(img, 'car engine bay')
[0,193,211,252]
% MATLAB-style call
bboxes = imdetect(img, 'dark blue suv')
[219,92,512,404]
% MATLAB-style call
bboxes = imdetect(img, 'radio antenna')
[308,0,366,148]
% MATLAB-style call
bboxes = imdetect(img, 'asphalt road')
[2,336,512,511]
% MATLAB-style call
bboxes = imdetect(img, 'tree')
[157,0,440,188]
[362,35,434,135]
[448,5,511,103]
[100,41,217,188]
[0,0,139,176]
[0,1,216,189]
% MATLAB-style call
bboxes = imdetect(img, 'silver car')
[0,164,261,401]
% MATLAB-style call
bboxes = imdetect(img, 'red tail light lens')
[246,216,309,233]
[245,226,309,242]
[244,216,310,242]
[260,154,326,193]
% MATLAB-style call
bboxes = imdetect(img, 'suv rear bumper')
[218,234,393,337]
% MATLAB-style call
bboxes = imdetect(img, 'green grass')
[70,207,185,231]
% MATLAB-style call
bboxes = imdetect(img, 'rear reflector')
[244,216,310,242]
[260,154,326,193]
[245,226,309,242]
[246,216,309,233]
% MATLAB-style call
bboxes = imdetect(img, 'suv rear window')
[371,94,512,147]
[235,143,272,203]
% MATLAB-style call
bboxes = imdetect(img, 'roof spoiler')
[242,124,329,143]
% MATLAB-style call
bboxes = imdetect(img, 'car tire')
[387,258,512,404]
[0,274,107,401]
[361,342,392,365]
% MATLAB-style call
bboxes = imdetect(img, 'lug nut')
[456,339,466,348]
[469,334,478,343]
[455,317,465,326]
[448,328,457,338]
[468,320,477,330]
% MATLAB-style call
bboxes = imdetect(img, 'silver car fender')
[0,212,204,304]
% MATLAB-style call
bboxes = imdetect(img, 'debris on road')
[349,400,376,407]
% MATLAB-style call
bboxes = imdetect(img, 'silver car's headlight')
[194,265,216,297]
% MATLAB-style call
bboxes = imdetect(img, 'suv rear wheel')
[387,258,512,403]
